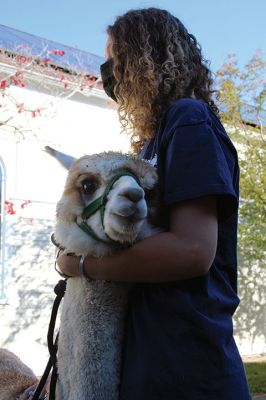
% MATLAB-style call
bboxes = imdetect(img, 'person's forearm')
[85,232,212,282]
[57,197,217,282]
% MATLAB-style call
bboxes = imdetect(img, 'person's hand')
[56,253,80,278]
[18,381,48,399]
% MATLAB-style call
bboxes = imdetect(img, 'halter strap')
[76,171,140,243]
[78,221,110,244]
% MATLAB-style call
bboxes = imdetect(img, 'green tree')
[216,51,266,265]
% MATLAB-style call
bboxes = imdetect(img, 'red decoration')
[16,55,29,65]
[87,76,96,86]
[10,72,26,88]
[21,200,32,209]
[50,49,65,56]
[17,103,24,113]
[0,80,7,89]
[5,200,16,215]
[32,108,41,118]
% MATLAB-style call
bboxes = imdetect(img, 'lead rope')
[32,279,67,400]
[32,172,140,398]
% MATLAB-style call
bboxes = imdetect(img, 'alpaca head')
[54,151,159,256]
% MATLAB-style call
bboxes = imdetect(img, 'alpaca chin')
[54,221,111,257]
[105,219,144,244]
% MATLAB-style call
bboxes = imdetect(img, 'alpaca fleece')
[54,152,160,400]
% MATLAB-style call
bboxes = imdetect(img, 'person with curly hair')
[57,8,251,399]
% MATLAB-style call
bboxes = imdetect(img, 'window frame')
[0,157,7,303]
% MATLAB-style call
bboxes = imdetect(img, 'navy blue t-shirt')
[119,99,251,399]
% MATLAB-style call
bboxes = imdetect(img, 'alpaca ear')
[44,146,76,170]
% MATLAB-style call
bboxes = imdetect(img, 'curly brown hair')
[107,8,219,153]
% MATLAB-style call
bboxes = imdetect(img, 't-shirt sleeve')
[162,119,238,220]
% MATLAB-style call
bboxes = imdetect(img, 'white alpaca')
[51,151,160,400]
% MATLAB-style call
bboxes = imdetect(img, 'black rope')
[49,353,59,400]
[32,279,66,400]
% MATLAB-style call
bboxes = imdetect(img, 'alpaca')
[50,150,160,400]
[0,348,38,400]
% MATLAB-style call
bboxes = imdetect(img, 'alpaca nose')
[123,187,144,202]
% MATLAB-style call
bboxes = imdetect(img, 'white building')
[0,25,265,375]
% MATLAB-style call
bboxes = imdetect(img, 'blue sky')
[1,0,265,73]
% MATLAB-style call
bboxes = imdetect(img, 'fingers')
[54,249,72,278]
[17,383,37,399]
[17,382,48,399]
[55,253,80,277]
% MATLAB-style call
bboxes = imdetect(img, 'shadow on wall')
[234,256,266,355]
[1,217,59,353]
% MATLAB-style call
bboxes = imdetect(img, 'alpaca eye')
[81,179,97,195]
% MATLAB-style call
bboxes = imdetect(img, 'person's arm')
[57,195,217,282]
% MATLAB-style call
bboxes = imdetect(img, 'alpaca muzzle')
[76,171,141,245]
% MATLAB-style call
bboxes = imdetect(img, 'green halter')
[76,171,140,244]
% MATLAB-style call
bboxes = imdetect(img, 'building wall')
[1,215,57,374]
[234,261,266,357]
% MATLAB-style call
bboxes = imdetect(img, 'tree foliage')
[216,51,266,265]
